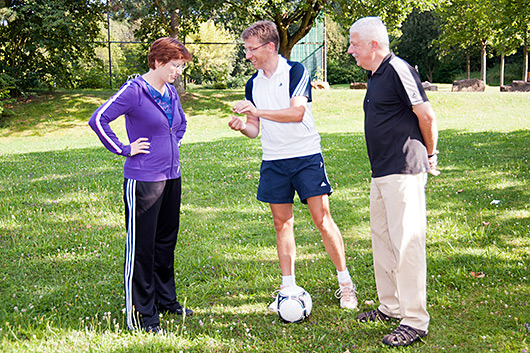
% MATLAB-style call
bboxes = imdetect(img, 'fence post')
[107,2,113,89]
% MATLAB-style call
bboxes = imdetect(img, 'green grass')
[0,86,529,352]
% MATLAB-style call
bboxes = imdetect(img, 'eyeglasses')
[244,42,270,54]
[170,62,187,70]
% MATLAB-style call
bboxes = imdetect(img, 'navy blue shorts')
[257,153,333,204]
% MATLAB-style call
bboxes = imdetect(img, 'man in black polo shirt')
[347,17,439,347]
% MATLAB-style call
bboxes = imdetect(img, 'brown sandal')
[356,308,396,322]
[382,324,427,346]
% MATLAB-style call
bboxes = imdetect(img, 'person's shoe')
[158,301,193,316]
[268,289,281,313]
[334,282,358,310]
[144,325,166,335]
[382,324,427,347]
[174,306,193,316]
[357,308,398,322]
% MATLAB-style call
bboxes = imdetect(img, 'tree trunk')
[480,40,487,84]
[523,43,530,81]
[466,54,471,79]
[426,61,434,83]
[274,1,322,60]
[277,26,293,60]
[170,8,185,95]
[500,52,505,87]
[170,8,180,38]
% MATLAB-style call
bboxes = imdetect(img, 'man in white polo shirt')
[228,20,357,311]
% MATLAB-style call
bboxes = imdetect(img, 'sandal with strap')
[382,324,427,347]
[356,308,397,322]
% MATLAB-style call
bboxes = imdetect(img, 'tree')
[489,2,519,86]
[220,0,439,59]
[114,0,211,92]
[186,20,237,87]
[116,0,439,61]
[114,0,209,42]
[0,0,105,90]
[324,16,366,84]
[437,0,497,84]
[395,8,441,82]
[499,0,530,81]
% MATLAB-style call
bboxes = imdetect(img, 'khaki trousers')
[370,173,430,332]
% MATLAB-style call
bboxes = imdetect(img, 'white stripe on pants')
[124,179,137,330]
[370,173,430,332]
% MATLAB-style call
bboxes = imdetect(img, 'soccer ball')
[275,286,312,323]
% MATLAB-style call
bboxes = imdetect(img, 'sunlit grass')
[0,86,529,352]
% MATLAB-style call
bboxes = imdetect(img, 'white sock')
[282,275,296,287]
[337,269,352,285]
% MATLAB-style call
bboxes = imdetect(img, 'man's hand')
[228,116,247,131]
[233,100,259,119]
[129,137,150,156]
[428,153,440,176]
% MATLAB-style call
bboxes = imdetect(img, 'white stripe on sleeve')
[95,81,133,154]
[293,68,310,97]
[390,57,425,106]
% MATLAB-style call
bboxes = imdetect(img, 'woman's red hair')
[147,37,192,70]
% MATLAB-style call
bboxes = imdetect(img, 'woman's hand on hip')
[129,137,150,156]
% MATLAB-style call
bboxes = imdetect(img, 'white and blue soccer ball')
[275,286,312,323]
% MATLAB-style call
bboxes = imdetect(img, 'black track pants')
[123,177,181,329]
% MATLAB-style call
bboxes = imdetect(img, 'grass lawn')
[0,85,529,352]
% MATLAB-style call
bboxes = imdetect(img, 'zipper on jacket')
[170,121,176,178]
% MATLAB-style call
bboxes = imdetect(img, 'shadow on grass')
[181,89,245,119]
[1,88,245,136]
[0,90,114,135]
[0,130,529,351]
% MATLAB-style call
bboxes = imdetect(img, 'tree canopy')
[396,8,441,83]
[113,0,209,42]
[0,0,105,90]
[0,0,528,91]
[113,0,438,59]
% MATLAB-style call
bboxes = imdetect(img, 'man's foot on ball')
[268,285,289,312]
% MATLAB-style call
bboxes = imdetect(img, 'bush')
[226,75,248,88]
[73,60,110,89]
[450,60,524,86]
[327,60,367,84]
[186,21,238,89]
[0,73,18,119]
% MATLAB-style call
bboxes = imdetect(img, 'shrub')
[327,60,367,84]
[186,21,237,89]
[0,73,17,119]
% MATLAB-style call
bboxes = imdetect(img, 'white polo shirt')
[245,55,322,161]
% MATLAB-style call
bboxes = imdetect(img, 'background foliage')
[0,0,104,91]
[186,21,238,88]
[1,0,529,96]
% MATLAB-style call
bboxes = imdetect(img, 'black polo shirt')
[364,53,430,178]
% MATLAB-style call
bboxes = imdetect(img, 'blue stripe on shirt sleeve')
[287,61,312,102]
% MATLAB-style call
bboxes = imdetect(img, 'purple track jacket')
[89,77,187,182]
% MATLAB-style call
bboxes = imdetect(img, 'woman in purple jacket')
[89,37,192,334]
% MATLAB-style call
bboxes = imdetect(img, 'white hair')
[349,17,390,50]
